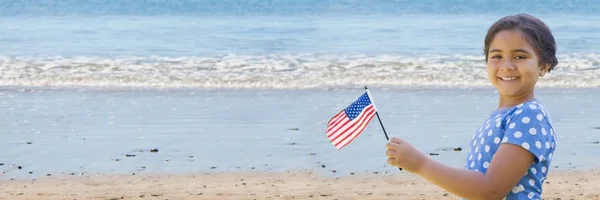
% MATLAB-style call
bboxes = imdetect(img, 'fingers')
[385,142,397,151]
[387,157,395,165]
[385,149,395,157]
[390,137,403,144]
[386,137,402,150]
[386,137,403,167]
[386,137,406,167]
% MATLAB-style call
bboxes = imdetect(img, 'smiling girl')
[385,13,558,200]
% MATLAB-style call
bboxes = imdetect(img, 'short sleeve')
[501,103,554,164]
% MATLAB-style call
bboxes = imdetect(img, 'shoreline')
[1,85,600,93]
[1,169,598,200]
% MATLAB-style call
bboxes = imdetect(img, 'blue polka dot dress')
[465,98,557,200]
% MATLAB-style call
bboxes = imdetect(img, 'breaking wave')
[1,54,599,89]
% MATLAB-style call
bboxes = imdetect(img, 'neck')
[498,91,535,109]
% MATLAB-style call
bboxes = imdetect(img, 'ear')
[539,64,550,77]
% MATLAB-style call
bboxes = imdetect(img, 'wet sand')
[1,169,599,200]
[1,88,600,199]
[2,88,600,179]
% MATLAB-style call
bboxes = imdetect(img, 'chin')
[499,90,521,97]
[497,86,530,97]
[494,84,521,95]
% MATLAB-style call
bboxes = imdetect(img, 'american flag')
[326,91,377,150]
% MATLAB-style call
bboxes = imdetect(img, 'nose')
[499,59,516,71]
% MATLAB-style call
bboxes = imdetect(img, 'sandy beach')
[2,1,600,199]
[0,169,599,200]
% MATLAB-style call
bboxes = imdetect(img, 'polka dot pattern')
[465,99,556,200]
[522,142,530,150]
[529,128,537,135]
[529,179,535,186]
[514,131,522,138]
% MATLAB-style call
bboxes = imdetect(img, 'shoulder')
[500,99,556,163]
[505,99,553,128]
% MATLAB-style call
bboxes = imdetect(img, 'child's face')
[486,29,548,98]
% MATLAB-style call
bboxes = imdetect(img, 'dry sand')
[1,169,599,200]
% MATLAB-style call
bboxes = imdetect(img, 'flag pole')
[364,86,390,140]
[365,85,402,171]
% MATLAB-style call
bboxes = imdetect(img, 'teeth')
[501,77,518,81]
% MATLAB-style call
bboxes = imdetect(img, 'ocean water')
[1,0,600,180]
[0,0,599,89]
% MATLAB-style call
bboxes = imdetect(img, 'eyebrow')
[489,49,532,54]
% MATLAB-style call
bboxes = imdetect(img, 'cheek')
[486,63,498,77]
[518,61,540,77]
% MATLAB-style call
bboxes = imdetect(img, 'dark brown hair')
[484,13,558,72]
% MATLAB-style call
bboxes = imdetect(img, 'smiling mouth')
[499,76,520,81]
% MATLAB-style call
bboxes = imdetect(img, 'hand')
[385,137,429,173]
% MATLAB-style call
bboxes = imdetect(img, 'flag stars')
[345,93,372,120]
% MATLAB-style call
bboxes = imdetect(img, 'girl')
[385,13,558,200]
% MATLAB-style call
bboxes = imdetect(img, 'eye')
[514,56,527,60]
[490,55,502,59]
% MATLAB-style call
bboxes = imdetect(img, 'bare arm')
[418,144,532,199]
[386,138,534,200]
